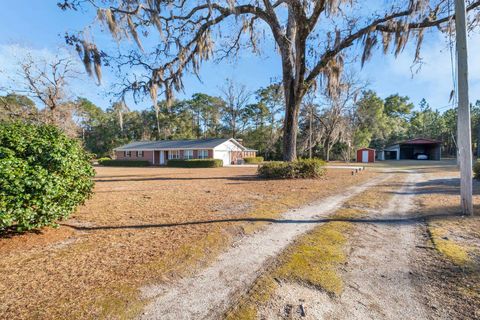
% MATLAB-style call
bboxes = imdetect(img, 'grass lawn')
[0,165,376,320]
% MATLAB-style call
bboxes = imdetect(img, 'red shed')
[356,148,375,163]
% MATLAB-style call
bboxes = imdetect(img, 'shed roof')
[114,138,249,151]
[357,147,376,151]
[382,138,442,151]
[398,138,442,145]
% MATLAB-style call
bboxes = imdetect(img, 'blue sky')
[1,1,480,112]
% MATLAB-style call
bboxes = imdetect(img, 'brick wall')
[115,150,154,164]
[114,149,218,164]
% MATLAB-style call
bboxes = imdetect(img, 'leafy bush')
[99,159,150,167]
[167,159,223,168]
[474,160,480,179]
[0,122,95,232]
[244,156,264,164]
[257,158,326,179]
[97,157,111,165]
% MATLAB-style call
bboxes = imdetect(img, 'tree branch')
[305,0,480,87]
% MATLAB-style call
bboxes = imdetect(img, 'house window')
[137,151,144,157]
[168,150,180,159]
[125,151,132,157]
[184,150,193,159]
[198,149,209,159]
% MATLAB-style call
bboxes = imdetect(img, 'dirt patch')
[0,166,376,320]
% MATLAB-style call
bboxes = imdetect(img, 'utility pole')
[455,0,473,215]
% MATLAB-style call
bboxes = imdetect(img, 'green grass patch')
[96,285,147,320]
[225,275,278,320]
[244,157,264,164]
[428,225,471,266]
[275,221,350,295]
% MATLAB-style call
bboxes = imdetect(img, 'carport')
[379,138,442,160]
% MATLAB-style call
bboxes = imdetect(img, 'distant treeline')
[2,86,480,160]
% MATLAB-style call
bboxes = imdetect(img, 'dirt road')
[139,167,475,320]
[139,174,392,319]
[257,171,431,319]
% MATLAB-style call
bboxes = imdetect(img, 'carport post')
[455,0,473,215]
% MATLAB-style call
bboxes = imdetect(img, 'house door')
[362,150,369,163]
[154,151,161,165]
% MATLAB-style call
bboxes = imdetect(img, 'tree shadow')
[0,227,43,239]
[61,212,470,232]
[387,177,480,196]
[388,178,461,195]
[94,175,259,183]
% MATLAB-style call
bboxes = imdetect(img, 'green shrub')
[97,157,111,165]
[474,160,480,179]
[0,122,95,232]
[167,159,223,168]
[257,158,326,179]
[244,156,264,164]
[99,159,150,167]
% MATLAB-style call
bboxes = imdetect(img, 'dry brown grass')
[0,166,377,320]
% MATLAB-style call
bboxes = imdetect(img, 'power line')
[447,0,458,109]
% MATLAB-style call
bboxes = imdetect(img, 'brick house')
[114,138,257,166]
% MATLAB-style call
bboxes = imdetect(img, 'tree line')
[3,77,480,160]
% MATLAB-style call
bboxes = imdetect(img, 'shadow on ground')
[63,173,479,232]
[61,212,474,232]
[94,175,259,183]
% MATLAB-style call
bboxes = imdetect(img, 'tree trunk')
[324,139,331,162]
[282,74,302,162]
[279,20,307,162]
[196,110,201,139]
[282,96,300,161]
[155,113,161,139]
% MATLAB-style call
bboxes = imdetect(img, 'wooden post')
[455,0,474,215]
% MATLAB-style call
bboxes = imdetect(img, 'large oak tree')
[60,0,480,161]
